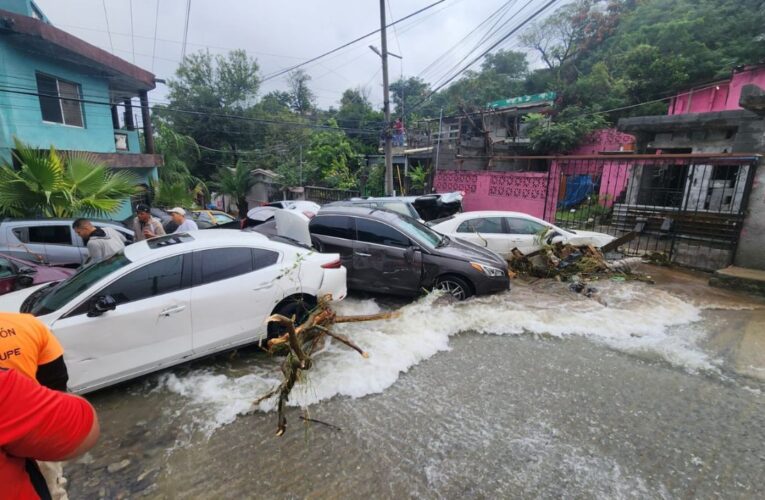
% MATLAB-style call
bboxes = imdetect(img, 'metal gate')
[540,154,760,271]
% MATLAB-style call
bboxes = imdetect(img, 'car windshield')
[392,215,442,249]
[28,253,131,316]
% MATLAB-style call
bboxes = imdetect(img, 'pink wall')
[433,170,551,219]
[668,65,765,115]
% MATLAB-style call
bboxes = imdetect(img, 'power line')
[101,0,114,53]
[260,0,447,82]
[129,0,136,63]
[0,85,382,135]
[430,0,536,89]
[417,0,516,81]
[181,0,192,60]
[151,0,161,72]
[411,0,559,112]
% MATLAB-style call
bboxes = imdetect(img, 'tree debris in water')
[255,294,398,436]
[509,242,654,285]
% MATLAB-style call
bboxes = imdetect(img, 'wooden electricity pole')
[379,0,393,196]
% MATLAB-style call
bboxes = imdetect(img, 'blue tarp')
[559,175,595,209]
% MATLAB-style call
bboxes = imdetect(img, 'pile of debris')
[508,241,651,283]
[255,295,397,436]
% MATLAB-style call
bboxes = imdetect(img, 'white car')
[429,211,615,259]
[0,230,346,393]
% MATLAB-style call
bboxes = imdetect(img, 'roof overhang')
[618,109,760,133]
[59,152,163,169]
[0,9,156,96]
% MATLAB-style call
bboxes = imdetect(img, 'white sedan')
[0,230,346,393]
[429,211,615,259]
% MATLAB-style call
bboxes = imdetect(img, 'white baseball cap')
[167,207,186,216]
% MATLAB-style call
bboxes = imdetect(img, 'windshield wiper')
[20,282,57,313]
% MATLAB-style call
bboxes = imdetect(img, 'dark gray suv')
[309,207,509,300]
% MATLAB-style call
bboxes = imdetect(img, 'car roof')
[452,210,548,221]
[123,229,272,263]
[316,205,404,221]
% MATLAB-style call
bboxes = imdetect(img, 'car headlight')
[470,262,505,277]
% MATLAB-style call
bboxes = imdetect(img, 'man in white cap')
[167,207,198,233]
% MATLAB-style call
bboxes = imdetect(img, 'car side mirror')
[15,267,36,288]
[546,231,564,244]
[88,295,117,317]
[17,266,37,275]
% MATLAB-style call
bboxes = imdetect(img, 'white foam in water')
[160,280,717,435]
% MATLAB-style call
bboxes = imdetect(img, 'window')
[0,258,16,279]
[392,216,441,249]
[310,215,354,240]
[457,217,504,234]
[14,225,73,245]
[505,218,547,235]
[36,73,84,127]
[252,248,279,270]
[28,253,132,316]
[194,247,255,285]
[356,218,409,247]
[215,213,235,224]
[380,201,418,218]
[102,255,184,305]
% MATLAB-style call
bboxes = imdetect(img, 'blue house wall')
[0,1,158,221]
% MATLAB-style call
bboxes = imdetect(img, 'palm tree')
[0,139,140,218]
[212,161,253,217]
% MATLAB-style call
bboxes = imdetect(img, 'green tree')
[524,107,607,153]
[287,69,316,116]
[211,161,253,217]
[0,140,139,218]
[305,121,360,189]
[155,50,261,179]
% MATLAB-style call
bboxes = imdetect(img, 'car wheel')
[267,297,316,340]
[434,275,472,301]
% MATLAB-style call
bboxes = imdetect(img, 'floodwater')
[65,264,765,499]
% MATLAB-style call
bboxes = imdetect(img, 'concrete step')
[709,266,765,297]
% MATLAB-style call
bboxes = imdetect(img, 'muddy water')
[66,265,765,499]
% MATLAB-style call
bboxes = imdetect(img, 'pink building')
[668,64,765,115]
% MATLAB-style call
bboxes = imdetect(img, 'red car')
[0,253,74,296]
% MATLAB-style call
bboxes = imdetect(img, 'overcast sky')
[35,0,554,109]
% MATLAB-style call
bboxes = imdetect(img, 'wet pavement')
[65,264,765,499]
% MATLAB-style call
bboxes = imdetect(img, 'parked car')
[0,218,134,267]
[324,192,463,222]
[429,211,616,259]
[0,253,74,296]
[0,230,347,393]
[231,201,322,230]
[265,200,321,217]
[191,209,236,227]
[309,206,509,300]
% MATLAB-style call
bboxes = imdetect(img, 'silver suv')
[0,219,134,267]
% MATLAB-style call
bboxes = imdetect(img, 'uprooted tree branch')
[255,295,398,436]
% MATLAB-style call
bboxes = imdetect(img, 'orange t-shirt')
[0,313,64,380]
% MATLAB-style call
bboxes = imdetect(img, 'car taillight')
[321,259,341,269]
[303,211,316,219]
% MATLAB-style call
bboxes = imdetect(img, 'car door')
[504,217,549,255]
[309,214,355,268]
[190,246,281,354]
[454,217,510,258]
[49,254,193,391]
[353,217,422,294]
[28,224,85,266]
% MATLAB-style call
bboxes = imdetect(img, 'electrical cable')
[151,0,161,72]
[260,0,447,82]
[101,0,114,53]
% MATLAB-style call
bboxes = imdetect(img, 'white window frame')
[36,73,85,128]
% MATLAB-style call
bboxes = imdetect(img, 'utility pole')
[379,0,393,196]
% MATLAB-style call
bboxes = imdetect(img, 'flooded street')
[66,265,765,499]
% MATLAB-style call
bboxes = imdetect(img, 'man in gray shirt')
[72,219,126,265]
[167,207,198,233]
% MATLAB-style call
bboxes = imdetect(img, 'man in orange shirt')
[0,313,68,390]
[0,313,70,499]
